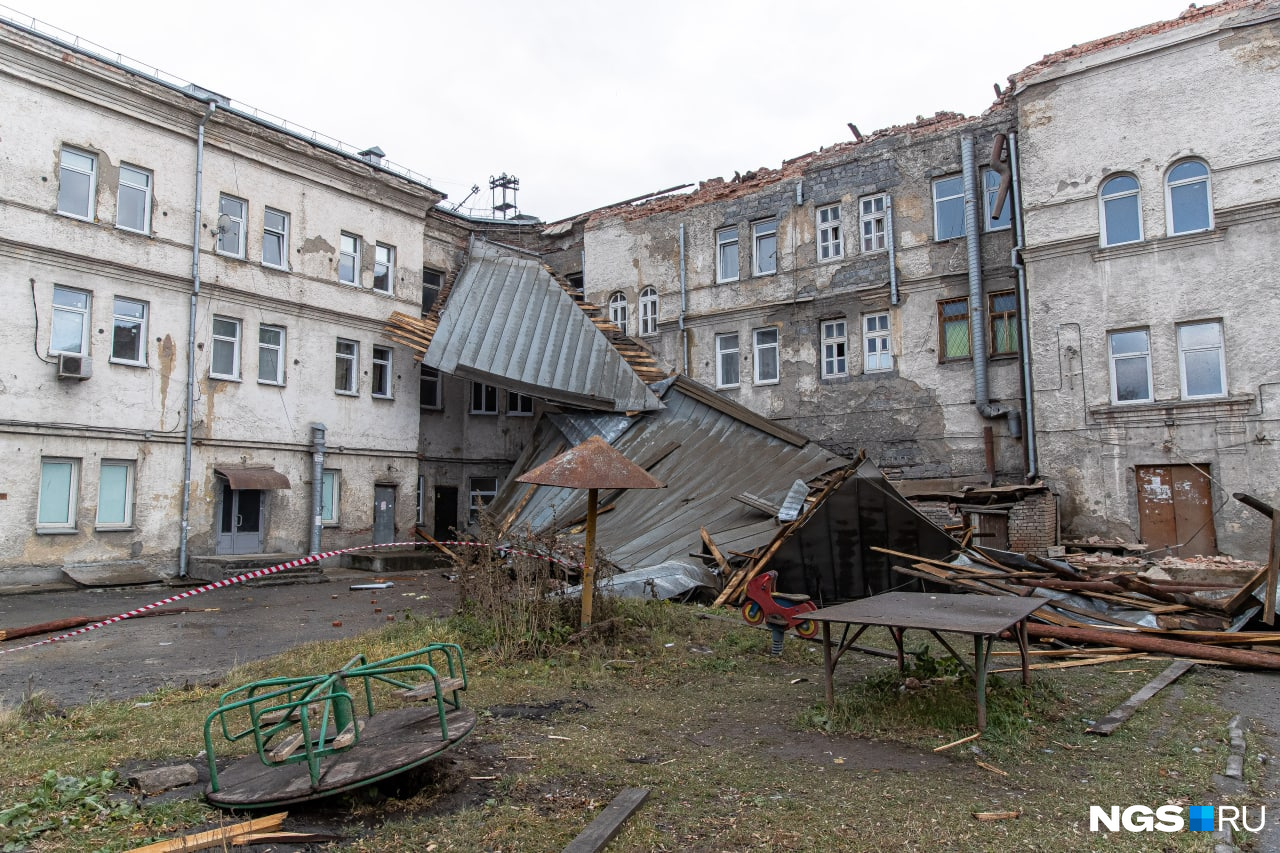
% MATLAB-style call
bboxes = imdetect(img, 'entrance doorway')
[217,482,263,555]
[373,485,396,544]
[1135,464,1217,557]
[433,485,458,541]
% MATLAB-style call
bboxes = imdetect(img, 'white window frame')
[715,332,740,389]
[37,458,80,531]
[110,296,148,366]
[116,164,152,234]
[339,232,360,285]
[864,313,892,373]
[753,327,780,385]
[933,176,965,241]
[210,316,241,380]
[821,320,848,379]
[639,287,658,336]
[1108,329,1154,405]
[507,390,534,416]
[422,268,443,316]
[752,218,777,276]
[335,338,359,395]
[716,226,739,283]
[470,382,499,414]
[1166,160,1214,236]
[860,194,888,253]
[216,194,247,258]
[420,365,441,409]
[608,291,629,332]
[1099,174,1143,247]
[1178,321,1226,400]
[57,146,96,220]
[373,243,395,293]
[982,169,1011,232]
[321,469,339,525]
[416,475,425,525]
[817,204,843,261]
[96,460,134,529]
[469,476,498,522]
[372,346,393,398]
[257,324,285,385]
[262,208,289,269]
[50,285,91,357]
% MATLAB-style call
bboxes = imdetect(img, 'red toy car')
[741,570,819,639]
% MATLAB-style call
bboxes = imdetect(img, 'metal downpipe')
[1009,132,1038,480]
[678,223,688,375]
[310,423,327,553]
[886,196,900,306]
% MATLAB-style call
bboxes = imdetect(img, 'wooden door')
[1136,465,1216,557]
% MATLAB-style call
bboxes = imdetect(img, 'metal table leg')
[974,633,989,731]
[1017,619,1031,687]
[822,621,834,707]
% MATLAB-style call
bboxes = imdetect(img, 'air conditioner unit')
[56,353,92,380]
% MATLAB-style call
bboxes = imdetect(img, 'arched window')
[639,287,658,336]
[608,291,628,333]
[1099,174,1142,246]
[1166,160,1212,235]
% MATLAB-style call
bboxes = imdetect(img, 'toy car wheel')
[794,619,819,639]
[742,601,765,626]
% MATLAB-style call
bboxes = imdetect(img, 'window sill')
[863,368,895,376]
[95,525,135,532]
[262,263,291,272]
[420,405,442,412]
[469,411,499,416]
[754,379,780,386]
[115,225,151,237]
[335,389,359,397]
[372,394,394,401]
[215,250,247,261]
[56,210,94,223]
[36,527,79,535]
[715,385,740,391]
[109,358,148,368]
[716,279,739,285]
[209,375,241,383]
[752,271,777,279]
[1093,228,1224,261]
[371,288,394,297]
[338,280,359,287]
[1089,393,1253,424]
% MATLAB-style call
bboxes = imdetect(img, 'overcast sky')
[16,0,1186,221]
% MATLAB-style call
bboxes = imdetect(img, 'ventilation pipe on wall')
[178,100,217,578]
[678,222,688,375]
[961,135,1021,440]
[310,423,327,553]
[1008,132,1038,481]
[886,196,900,306]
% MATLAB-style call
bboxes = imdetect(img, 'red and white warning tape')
[0,540,580,657]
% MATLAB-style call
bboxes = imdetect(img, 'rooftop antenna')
[451,184,481,212]
[489,173,520,220]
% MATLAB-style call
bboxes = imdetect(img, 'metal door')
[217,483,264,555]
[373,485,396,545]
[433,486,458,541]
[1136,464,1216,557]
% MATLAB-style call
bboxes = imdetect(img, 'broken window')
[422,268,443,315]
[988,291,1018,356]
[821,319,847,378]
[373,243,395,292]
[57,147,96,220]
[982,169,1011,232]
[211,316,241,379]
[217,195,247,257]
[507,390,534,415]
[753,327,780,384]
[420,365,441,409]
[372,346,393,398]
[468,477,498,522]
[716,227,739,283]
[933,176,965,241]
[262,208,289,268]
[51,286,91,356]
[335,338,359,394]
[937,298,971,361]
[639,287,658,336]
[1100,175,1142,246]
[1167,160,1212,235]
[470,382,499,414]
[860,194,887,252]
[111,297,147,365]
[608,291,629,332]
[1178,321,1225,399]
[752,218,777,276]
[1108,329,1152,404]
[338,232,360,285]
[116,164,151,234]
[96,460,134,529]
[817,204,842,261]
[37,458,79,530]
[715,333,740,389]
[864,313,892,372]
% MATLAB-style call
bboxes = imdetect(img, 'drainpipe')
[178,101,216,578]
[678,223,688,375]
[1008,132,1038,481]
[961,135,1021,439]
[886,196,900,306]
[310,423,327,553]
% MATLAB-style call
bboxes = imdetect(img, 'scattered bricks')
[128,763,198,795]
[332,621,342,627]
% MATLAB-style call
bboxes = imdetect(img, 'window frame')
[860,194,888,253]
[50,285,91,357]
[639,287,658,336]
[257,324,286,385]
[982,168,1011,232]
[1108,328,1154,405]
[116,163,152,234]
[420,364,441,409]
[371,345,393,398]
[110,296,148,366]
[937,297,972,362]
[320,469,339,525]
[422,268,443,316]
[1099,174,1143,247]
[468,476,498,522]
[933,176,966,241]
[338,232,360,285]
[753,327,780,385]
[820,319,848,379]
[987,290,1019,356]
[1166,159,1213,236]
[262,207,289,269]
[817,204,843,261]
[863,312,893,373]
[1178,320,1227,400]
[37,457,80,532]
[216,194,247,258]
[715,226,739,283]
[335,338,359,395]
[507,390,534,416]
[470,382,499,415]
[608,291,629,332]
[373,243,395,293]
[715,332,740,389]
[210,316,242,380]
[57,146,96,221]
[95,459,135,530]
[752,218,778,276]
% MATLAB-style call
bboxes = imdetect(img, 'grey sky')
[18,0,1183,221]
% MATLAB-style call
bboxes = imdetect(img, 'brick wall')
[1008,491,1058,555]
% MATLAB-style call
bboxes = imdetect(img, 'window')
[982,169,1011,231]
[216,195,246,257]
[420,365,441,409]
[111,297,147,365]
[639,287,658,336]
[753,327,779,384]
[715,333,740,389]
[37,458,79,530]
[507,390,534,415]
[57,147,96,220]
[470,382,498,414]
[860,194,888,252]
[1100,175,1142,246]
[1178,321,1226,399]
[821,320,847,378]
[372,346,393,398]
[373,243,395,292]
[716,227,739,283]
[1167,160,1212,235]
[864,313,893,372]
[416,475,425,525]
[817,204,842,261]
[210,316,241,379]
[262,208,289,268]
[339,232,360,285]
[335,338,358,394]
[988,291,1019,355]
[422,268,443,315]
[933,176,965,240]
[608,291,629,332]
[938,298,971,361]
[752,218,777,276]
[116,165,151,233]
[258,325,285,385]
[320,470,339,525]
[51,286,91,356]
[468,477,498,522]
[96,460,134,528]
[1109,329,1153,404]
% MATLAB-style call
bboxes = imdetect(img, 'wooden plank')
[396,677,466,701]
[124,813,287,852]
[699,527,733,579]
[561,787,650,853]
[330,719,364,750]
[1086,660,1196,735]
[1267,515,1280,624]
[267,732,307,763]
[231,831,340,846]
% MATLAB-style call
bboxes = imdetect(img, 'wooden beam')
[1086,660,1196,735]
[562,788,650,853]
[125,813,288,852]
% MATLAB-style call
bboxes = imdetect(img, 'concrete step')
[345,549,441,573]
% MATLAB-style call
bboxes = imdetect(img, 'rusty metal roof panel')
[425,242,659,412]
[214,465,291,490]
[517,435,665,490]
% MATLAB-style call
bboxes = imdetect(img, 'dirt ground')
[0,567,460,708]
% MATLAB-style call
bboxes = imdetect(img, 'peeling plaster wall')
[1016,8,1280,559]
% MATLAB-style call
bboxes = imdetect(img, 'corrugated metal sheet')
[424,242,660,413]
